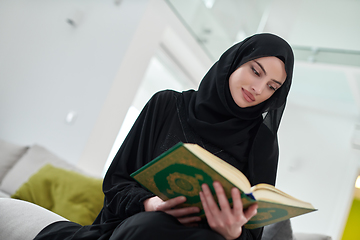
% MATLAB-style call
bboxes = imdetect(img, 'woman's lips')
[242,88,255,102]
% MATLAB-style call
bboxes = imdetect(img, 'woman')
[35,33,294,240]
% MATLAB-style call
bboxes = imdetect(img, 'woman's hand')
[144,196,201,226]
[199,182,258,240]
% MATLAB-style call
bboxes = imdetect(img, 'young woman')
[34,33,294,240]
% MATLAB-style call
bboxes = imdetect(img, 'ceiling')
[165,0,360,146]
[166,0,360,66]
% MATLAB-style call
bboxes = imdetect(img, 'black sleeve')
[94,91,175,224]
[237,227,263,240]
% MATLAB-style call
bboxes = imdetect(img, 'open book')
[130,142,316,229]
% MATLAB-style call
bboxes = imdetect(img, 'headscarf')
[183,33,294,185]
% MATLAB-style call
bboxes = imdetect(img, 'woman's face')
[229,56,287,108]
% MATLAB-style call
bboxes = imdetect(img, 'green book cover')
[130,142,316,229]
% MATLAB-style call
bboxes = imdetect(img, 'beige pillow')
[0,144,82,195]
[0,139,28,183]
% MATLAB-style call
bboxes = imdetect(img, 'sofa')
[0,139,99,198]
[0,139,104,239]
[0,139,332,240]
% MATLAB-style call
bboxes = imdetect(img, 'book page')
[251,184,314,209]
[184,143,252,192]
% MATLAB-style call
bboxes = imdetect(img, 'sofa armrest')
[293,233,332,240]
[0,190,10,198]
[0,144,84,195]
[0,198,68,240]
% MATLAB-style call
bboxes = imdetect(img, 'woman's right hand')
[144,196,201,226]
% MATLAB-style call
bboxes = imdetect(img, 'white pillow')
[0,190,10,198]
[0,139,28,183]
[0,198,68,240]
[0,144,82,195]
[293,233,332,240]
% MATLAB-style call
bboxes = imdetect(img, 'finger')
[199,191,214,220]
[244,203,258,220]
[156,196,186,211]
[165,206,200,218]
[201,184,220,215]
[213,181,231,213]
[231,187,243,216]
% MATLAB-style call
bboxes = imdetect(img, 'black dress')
[34,90,263,240]
[35,33,294,240]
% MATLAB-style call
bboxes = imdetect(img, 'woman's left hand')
[199,182,258,240]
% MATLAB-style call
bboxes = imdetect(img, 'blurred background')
[0,0,359,239]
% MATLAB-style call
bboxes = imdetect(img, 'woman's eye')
[268,84,277,91]
[251,67,260,76]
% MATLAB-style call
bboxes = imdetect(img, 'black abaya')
[35,90,263,240]
[35,33,294,240]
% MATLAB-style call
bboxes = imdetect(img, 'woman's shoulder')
[151,89,181,99]
[148,90,185,105]
[151,89,195,101]
[146,89,195,112]
[143,90,179,112]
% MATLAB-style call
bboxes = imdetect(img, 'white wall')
[286,0,360,51]
[0,0,212,176]
[76,0,212,176]
[0,0,149,165]
[276,62,360,239]
[278,103,358,238]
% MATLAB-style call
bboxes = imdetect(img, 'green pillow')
[12,164,104,225]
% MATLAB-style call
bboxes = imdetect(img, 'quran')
[130,142,316,229]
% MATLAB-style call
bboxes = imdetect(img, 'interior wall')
[0,0,212,176]
[76,0,212,176]
[285,0,360,51]
[0,0,149,165]
[277,103,358,238]
[276,62,360,239]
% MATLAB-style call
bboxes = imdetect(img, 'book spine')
[246,193,256,200]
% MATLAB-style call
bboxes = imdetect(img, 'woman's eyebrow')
[254,60,283,86]
[272,79,283,86]
[254,60,267,75]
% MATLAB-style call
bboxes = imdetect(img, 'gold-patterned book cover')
[130,142,316,229]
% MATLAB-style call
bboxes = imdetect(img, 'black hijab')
[183,33,294,185]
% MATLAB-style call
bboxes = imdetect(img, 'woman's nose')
[251,80,266,95]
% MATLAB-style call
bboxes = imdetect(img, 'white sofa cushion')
[293,233,332,240]
[0,139,28,183]
[262,219,293,240]
[0,198,68,240]
[0,144,82,195]
[0,190,10,198]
